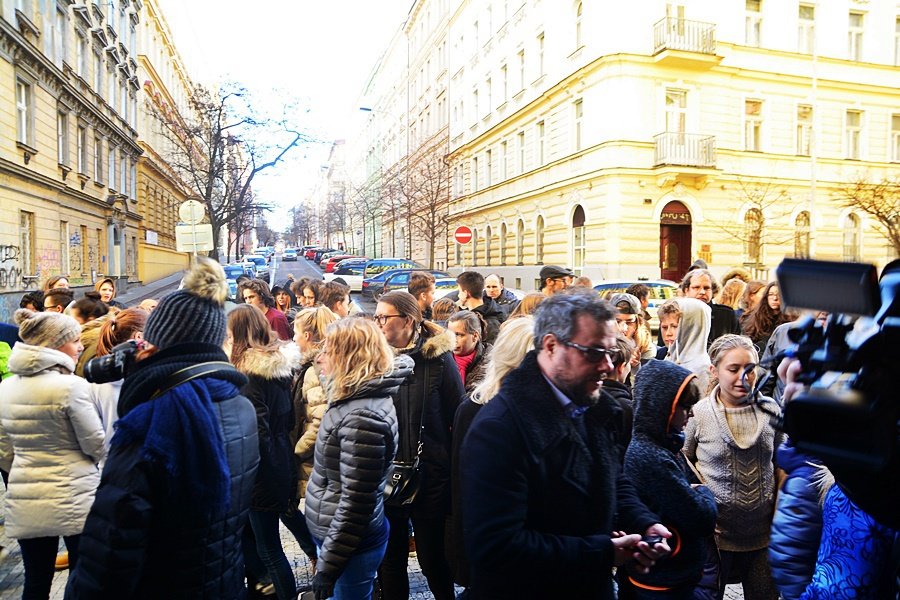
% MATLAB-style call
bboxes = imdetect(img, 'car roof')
[593,279,677,288]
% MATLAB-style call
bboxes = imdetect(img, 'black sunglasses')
[561,340,619,364]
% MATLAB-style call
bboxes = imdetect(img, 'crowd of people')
[0,258,897,600]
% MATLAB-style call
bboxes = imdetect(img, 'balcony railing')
[653,18,716,55]
[654,132,716,168]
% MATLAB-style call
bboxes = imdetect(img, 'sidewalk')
[117,271,185,307]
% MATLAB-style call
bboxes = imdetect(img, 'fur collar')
[413,322,454,360]
[238,343,301,379]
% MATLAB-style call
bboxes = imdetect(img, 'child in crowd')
[602,334,636,459]
[684,334,782,600]
[624,360,717,599]
[656,299,681,360]
[666,298,711,393]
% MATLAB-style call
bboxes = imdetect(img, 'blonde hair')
[323,317,395,401]
[508,292,545,319]
[293,306,338,345]
[708,333,759,392]
[657,298,682,320]
[470,316,534,405]
[716,278,746,310]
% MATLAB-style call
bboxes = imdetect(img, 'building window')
[473,89,479,122]
[20,211,35,276]
[537,32,545,76]
[108,68,116,106]
[794,211,810,258]
[572,205,585,275]
[501,140,508,179]
[892,114,900,162]
[94,53,103,92]
[666,89,687,133]
[536,120,545,165]
[120,83,128,117]
[76,31,88,78]
[535,215,545,264]
[95,137,104,183]
[517,48,525,91]
[575,2,583,49]
[485,78,492,115]
[796,104,813,156]
[744,208,763,265]
[500,222,507,265]
[895,18,900,66]
[50,6,67,67]
[472,156,479,191]
[516,219,525,265]
[60,222,70,275]
[744,99,762,151]
[798,5,814,54]
[573,99,584,151]
[848,12,864,61]
[57,110,69,165]
[130,162,137,200]
[485,149,492,187]
[16,78,33,145]
[120,150,127,193]
[500,64,508,103]
[745,0,761,47]
[472,229,479,266]
[842,213,861,262]
[77,124,88,173]
[485,225,492,266]
[845,110,862,159]
[517,131,526,174]
[108,146,117,190]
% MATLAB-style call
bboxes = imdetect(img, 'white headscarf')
[666,297,712,392]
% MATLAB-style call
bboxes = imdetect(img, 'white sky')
[156,0,411,226]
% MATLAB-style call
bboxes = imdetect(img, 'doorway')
[659,200,692,281]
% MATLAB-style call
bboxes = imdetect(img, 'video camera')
[775,258,900,529]
[83,339,144,384]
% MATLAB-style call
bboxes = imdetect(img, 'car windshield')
[223,266,244,277]
[248,257,265,265]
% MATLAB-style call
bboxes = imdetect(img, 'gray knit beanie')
[14,308,81,348]
[144,257,229,350]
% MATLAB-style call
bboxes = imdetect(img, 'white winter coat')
[0,343,105,539]
[89,379,122,468]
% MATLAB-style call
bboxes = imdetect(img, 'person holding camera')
[305,317,412,600]
[66,258,260,598]
[0,309,105,599]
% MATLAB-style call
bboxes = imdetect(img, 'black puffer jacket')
[237,343,301,512]
[394,322,465,517]
[624,360,717,591]
[305,355,412,580]
[65,343,260,599]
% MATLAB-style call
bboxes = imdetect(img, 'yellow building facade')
[1,0,144,320]
[444,0,900,289]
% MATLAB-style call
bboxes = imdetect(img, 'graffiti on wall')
[0,245,23,290]
[70,231,84,275]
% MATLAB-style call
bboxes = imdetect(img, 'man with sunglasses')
[461,289,671,599]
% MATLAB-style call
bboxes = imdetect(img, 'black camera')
[83,339,144,384]
[775,258,900,529]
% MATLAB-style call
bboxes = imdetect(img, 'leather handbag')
[385,366,427,507]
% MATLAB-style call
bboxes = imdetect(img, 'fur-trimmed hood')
[236,342,301,379]
[408,321,454,360]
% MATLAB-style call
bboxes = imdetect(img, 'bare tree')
[151,83,310,260]
[255,214,277,247]
[835,176,900,257]
[398,130,451,268]
[285,204,315,247]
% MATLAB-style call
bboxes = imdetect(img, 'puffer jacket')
[393,322,465,516]
[237,343,301,512]
[625,360,717,591]
[0,343,105,539]
[292,347,327,498]
[305,354,412,580]
[769,441,823,600]
[75,312,114,377]
[65,342,259,599]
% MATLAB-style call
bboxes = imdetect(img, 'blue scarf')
[113,376,238,518]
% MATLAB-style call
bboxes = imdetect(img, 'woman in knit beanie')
[66,258,261,599]
[0,309,105,599]
[683,334,782,600]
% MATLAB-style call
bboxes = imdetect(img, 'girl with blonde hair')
[449,316,535,590]
[305,317,414,600]
[716,278,747,311]
[507,292,545,319]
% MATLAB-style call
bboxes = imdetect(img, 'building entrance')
[659,201,692,281]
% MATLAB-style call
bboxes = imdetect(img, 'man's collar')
[542,373,573,409]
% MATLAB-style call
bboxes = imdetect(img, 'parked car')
[223,264,247,299]
[324,260,368,291]
[323,255,365,273]
[313,248,338,263]
[378,269,454,299]
[242,255,270,279]
[326,258,424,292]
[282,248,298,261]
[304,247,323,260]
[593,279,679,333]
[318,250,347,265]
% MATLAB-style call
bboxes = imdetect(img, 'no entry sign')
[454,226,473,244]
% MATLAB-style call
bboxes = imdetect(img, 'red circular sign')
[454,226,473,244]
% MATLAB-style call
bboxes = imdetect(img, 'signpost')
[454,225,473,245]
[176,200,213,255]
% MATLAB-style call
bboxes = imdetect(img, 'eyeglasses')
[372,314,404,326]
[615,317,638,326]
[561,340,619,364]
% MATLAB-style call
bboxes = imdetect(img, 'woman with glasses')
[305,317,413,600]
[372,291,465,600]
[608,293,655,384]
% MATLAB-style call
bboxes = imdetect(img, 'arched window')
[472,228,479,266]
[571,205,585,275]
[500,222,508,265]
[485,225,492,266]
[794,211,810,258]
[575,2,584,48]
[516,219,525,265]
[535,215,545,264]
[744,208,763,265]
[843,213,861,262]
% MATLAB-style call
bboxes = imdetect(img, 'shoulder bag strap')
[150,361,239,400]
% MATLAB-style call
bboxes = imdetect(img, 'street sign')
[175,223,214,252]
[454,225,473,244]
[178,199,205,224]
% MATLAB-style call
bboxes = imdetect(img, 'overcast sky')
[156,0,411,226]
